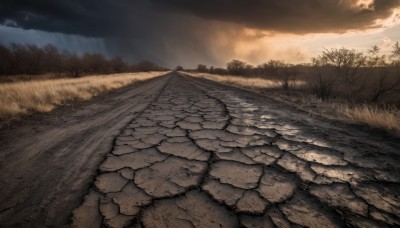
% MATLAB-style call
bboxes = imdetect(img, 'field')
[0,72,168,120]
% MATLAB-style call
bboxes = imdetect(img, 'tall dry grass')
[187,72,400,135]
[192,73,307,89]
[342,105,400,133]
[0,72,168,119]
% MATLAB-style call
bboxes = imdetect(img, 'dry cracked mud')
[70,74,400,228]
[1,73,400,227]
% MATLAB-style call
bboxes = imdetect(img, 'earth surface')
[0,73,399,227]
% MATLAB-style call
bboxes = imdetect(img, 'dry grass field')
[190,73,307,89]
[0,72,168,120]
[186,72,400,136]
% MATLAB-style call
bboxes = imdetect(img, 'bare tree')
[227,60,246,75]
[364,45,399,102]
[208,66,215,74]
[310,57,337,100]
[62,51,84,77]
[42,44,62,74]
[110,56,127,73]
[279,66,298,91]
[314,48,367,99]
[391,41,400,63]
[320,47,366,84]
[175,65,184,71]
[197,64,208,73]
[9,43,27,75]
[370,71,400,102]
[0,42,140,78]
[0,44,11,76]
[82,53,110,74]
[25,44,45,76]
[131,60,160,72]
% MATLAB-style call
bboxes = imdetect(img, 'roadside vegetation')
[0,42,169,120]
[0,72,167,120]
[188,42,400,136]
[0,43,167,82]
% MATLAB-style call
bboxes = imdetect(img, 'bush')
[0,43,166,78]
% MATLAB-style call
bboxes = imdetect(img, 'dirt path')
[1,73,400,227]
[0,75,170,227]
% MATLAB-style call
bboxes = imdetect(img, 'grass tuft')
[342,105,400,133]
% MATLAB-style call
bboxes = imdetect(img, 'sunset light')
[1,1,400,227]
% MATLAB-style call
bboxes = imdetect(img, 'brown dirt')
[1,72,400,227]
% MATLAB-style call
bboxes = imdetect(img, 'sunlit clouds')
[341,0,375,11]
[0,0,400,67]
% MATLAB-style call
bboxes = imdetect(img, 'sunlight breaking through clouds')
[0,0,399,67]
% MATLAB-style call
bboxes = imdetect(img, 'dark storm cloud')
[1,0,399,67]
[150,0,400,33]
[0,0,137,37]
[0,0,225,67]
[2,0,400,37]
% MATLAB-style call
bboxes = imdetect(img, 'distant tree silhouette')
[227,60,246,75]
[0,44,11,75]
[0,42,165,78]
[258,60,286,76]
[319,48,366,84]
[197,64,207,73]
[42,44,62,74]
[175,65,184,71]
[110,56,128,73]
[62,51,84,77]
[82,53,109,74]
[132,60,159,72]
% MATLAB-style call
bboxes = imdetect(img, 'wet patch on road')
[71,75,400,227]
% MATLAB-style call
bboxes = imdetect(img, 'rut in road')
[71,74,400,227]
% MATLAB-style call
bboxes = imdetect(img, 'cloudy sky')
[1,0,400,68]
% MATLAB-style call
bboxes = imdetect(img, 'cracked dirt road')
[1,73,400,227]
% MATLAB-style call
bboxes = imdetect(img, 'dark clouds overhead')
[0,0,141,37]
[2,0,399,36]
[1,0,400,67]
[151,0,400,33]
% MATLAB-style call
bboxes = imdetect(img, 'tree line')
[0,43,166,77]
[195,42,400,103]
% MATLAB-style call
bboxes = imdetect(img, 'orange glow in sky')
[227,7,400,65]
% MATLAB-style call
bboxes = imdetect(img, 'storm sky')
[1,0,400,68]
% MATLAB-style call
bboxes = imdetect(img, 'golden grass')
[0,72,168,119]
[191,73,307,89]
[342,105,400,133]
[196,73,281,89]
[271,93,400,134]
[186,72,400,136]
